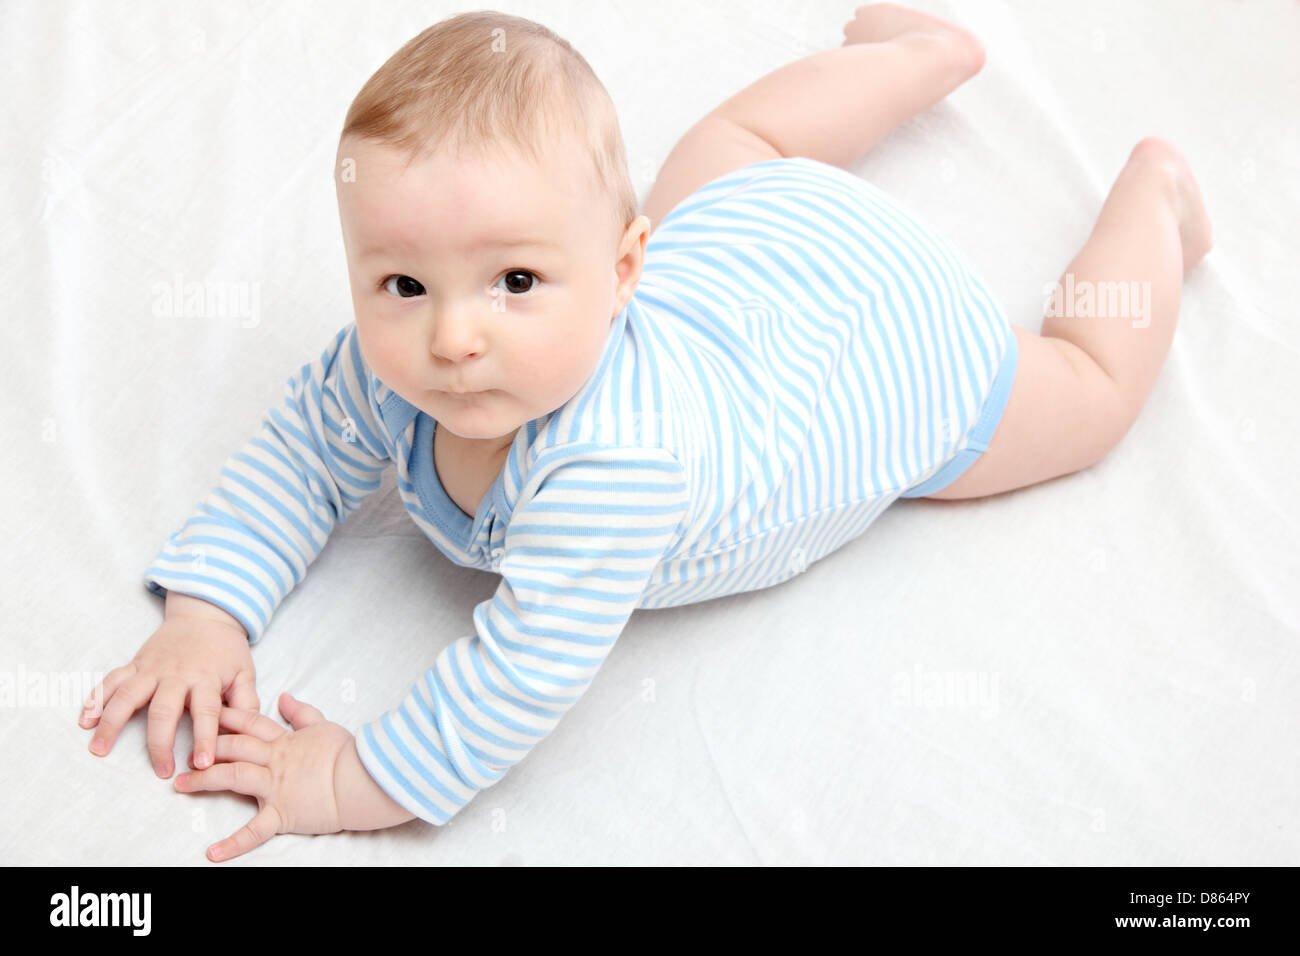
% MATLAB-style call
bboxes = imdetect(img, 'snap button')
[789,547,808,575]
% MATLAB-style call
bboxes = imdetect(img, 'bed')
[4,0,1296,865]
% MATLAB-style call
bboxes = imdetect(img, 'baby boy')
[80,4,1211,861]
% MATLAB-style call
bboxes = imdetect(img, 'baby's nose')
[430,307,490,360]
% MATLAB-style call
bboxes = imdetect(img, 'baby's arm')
[333,734,417,830]
[353,444,691,826]
[141,322,394,642]
[173,442,689,858]
[86,323,393,777]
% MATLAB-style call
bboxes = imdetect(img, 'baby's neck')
[441,424,518,459]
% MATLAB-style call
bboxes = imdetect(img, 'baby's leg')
[924,137,1213,500]
[1044,139,1213,414]
[640,4,983,231]
[714,6,985,169]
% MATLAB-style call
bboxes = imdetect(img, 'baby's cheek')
[510,346,567,407]
[357,322,410,383]
[506,306,603,400]
[559,330,602,380]
[512,345,560,393]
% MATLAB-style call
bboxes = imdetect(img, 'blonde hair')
[340,10,638,245]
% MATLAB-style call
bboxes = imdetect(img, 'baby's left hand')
[175,692,351,862]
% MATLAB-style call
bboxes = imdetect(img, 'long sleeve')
[143,323,392,644]
[355,442,690,825]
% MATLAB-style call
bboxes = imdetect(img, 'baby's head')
[335,11,650,448]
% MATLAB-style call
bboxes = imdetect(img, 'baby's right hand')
[79,593,258,778]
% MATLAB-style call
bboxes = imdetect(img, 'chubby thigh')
[640,114,783,237]
[921,325,1129,499]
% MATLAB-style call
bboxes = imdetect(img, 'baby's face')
[336,134,646,448]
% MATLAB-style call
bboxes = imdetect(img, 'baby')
[79,4,1212,861]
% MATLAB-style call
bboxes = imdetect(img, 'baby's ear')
[629,214,652,247]
[617,215,651,259]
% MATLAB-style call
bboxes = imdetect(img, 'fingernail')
[89,739,106,755]
[196,751,210,769]
[208,845,225,861]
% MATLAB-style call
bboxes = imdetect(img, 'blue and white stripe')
[144,156,1016,824]
[358,444,688,824]
[143,324,393,642]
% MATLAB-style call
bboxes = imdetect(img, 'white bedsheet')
[4,0,1297,866]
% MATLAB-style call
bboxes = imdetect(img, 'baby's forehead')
[455,137,602,200]
[350,136,607,235]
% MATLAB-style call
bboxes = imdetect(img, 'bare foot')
[1128,136,1214,274]
[843,2,982,53]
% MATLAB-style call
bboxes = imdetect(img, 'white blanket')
[4,0,1297,865]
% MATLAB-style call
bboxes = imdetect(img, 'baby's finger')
[206,805,281,863]
[188,678,223,770]
[279,692,325,729]
[145,677,189,777]
[213,732,272,766]
[176,760,272,800]
[88,673,157,757]
[226,669,259,712]
[217,705,283,743]
[79,663,137,727]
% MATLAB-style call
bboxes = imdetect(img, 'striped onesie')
[143,156,1019,825]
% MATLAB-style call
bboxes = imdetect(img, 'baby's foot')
[842,2,980,50]
[1129,136,1214,274]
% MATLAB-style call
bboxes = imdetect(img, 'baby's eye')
[494,270,539,295]
[382,275,425,298]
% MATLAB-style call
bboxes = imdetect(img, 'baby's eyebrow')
[358,234,558,259]
[467,235,559,251]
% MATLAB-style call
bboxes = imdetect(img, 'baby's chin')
[432,390,520,440]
